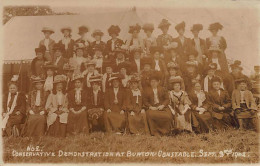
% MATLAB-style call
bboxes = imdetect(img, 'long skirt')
[67,109,89,136]
[234,104,257,119]
[146,108,173,136]
[127,112,149,135]
[103,104,126,133]
[5,114,25,137]
[211,108,236,130]
[25,114,46,137]
[191,110,213,133]
[88,108,105,132]
[175,110,192,132]
[47,117,67,137]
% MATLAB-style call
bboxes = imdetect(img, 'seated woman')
[67,74,89,136]
[143,72,173,136]
[104,73,126,134]
[189,81,213,133]
[208,76,235,130]
[168,77,192,133]
[2,75,26,137]
[232,78,258,131]
[87,75,105,132]
[125,75,149,135]
[25,77,48,137]
[45,75,68,137]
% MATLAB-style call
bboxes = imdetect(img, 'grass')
[3,129,259,164]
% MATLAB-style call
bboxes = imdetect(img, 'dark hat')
[89,75,102,84]
[230,60,243,70]
[53,43,65,52]
[71,73,84,82]
[35,46,46,54]
[31,76,45,84]
[103,60,114,69]
[128,24,141,34]
[211,76,222,83]
[185,61,198,68]
[158,19,171,29]
[150,46,162,55]
[254,65,260,71]
[108,25,121,36]
[208,22,223,31]
[175,21,185,31]
[169,76,183,84]
[42,27,54,34]
[92,29,104,37]
[108,73,122,82]
[43,63,58,70]
[150,71,161,81]
[141,57,153,67]
[167,62,179,70]
[234,78,247,84]
[53,75,67,84]
[191,24,203,32]
[206,63,218,71]
[114,47,126,55]
[117,62,130,71]
[78,26,89,34]
[188,48,198,57]
[61,27,72,33]
[142,23,154,32]
[63,63,75,71]
[129,74,141,83]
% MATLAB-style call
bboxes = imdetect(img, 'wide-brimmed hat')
[234,77,247,84]
[92,29,104,37]
[167,62,179,70]
[53,43,65,52]
[114,47,126,55]
[206,63,218,71]
[117,62,130,71]
[63,63,75,71]
[53,75,67,84]
[230,60,243,70]
[175,21,185,31]
[150,46,162,55]
[128,24,141,34]
[103,60,114,69]
[35,46,46,54]
[78,26,89,34]
[108,73,122,82]
[89,75,102,84]
[61,27,72,33]
[42,27,54,34]
[169,76,183,84]
[108,25,121,36]
[142,23,154,32]
[211,76,222,83]
[31,76,45,84]
[158,19,171,29]
[191,24,203,32]
[71,73,84,82]
[85,60,96,67]
[208,22,223,31]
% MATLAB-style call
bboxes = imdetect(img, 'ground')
[2,129,259,163]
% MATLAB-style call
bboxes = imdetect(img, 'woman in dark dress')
[58,27,75,59]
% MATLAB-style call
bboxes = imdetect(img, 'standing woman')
[168,77,192,133]
[189,82,213,133]
[90,29,106,56]
[126,24,144,53]
[25,77,48,137]
[2,75,26,137]
[45,75,68,137]
[125,75,149,135]
[142,23,157,57]
[31,46,47,78]
[58,27,75,59]
[67,74,89,136]
[39,27,56,62]
[69,43,87,75]
[206,23,229,73]
[156,19,173,54]
[75,25,90,58]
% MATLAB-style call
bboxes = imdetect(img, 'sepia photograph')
[1,0,260,165]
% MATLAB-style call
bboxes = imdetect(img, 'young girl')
[125,75,149,135]
[168,77,192,132]
[58,27,75,59]
[25,77,48,137]
[45,75,68,137]
[189,82,213,133]
[67,74,89,135]
[2,75,26,137]
[232,78,258,131]
[142,23,157,57]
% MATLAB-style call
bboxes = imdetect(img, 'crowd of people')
[2,19,260,137]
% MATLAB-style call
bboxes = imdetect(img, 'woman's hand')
[15,111,21,115]
[29,110,35,115]
[130,111,135,116]
[39,111,45,115]
[157,105,165,111]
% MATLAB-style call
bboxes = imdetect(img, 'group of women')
[2,19,259,137]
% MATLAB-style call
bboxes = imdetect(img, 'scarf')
[44,76,53,92]
[195,90,206,107]
[62,37,71,50]
[132,89,141,104]
[75,88,82,104]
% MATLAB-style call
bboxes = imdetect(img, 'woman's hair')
[52,82,66,95]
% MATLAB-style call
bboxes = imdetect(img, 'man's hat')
[42,27,54,34]
[191,24,203,32]
[158,19,171,29]
[167,62,179,69]
[92,29,104,37]
[35,46,46,54]
[61,27,72,33]
[206,63,218,71]
[169,76,184,84]
[230,60,243,70]
[142,23,154,32]
[53,75,67,84]
[78,26,89,34]
[53,43,65,52]
[175,21,185,31]
[208,22,223,31]
[108,25,121,36]
[128,24,141,34]
[150,46,162,55]
[89,75,102,84]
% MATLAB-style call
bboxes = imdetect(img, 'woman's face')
[178,29,185,36]
[153,52,160,59]
[95,35,101,41]
[131,82,139,90]
[169,69,177,76]
[170,50,177,58]
[120,68,127,75]
[207,69,215,76]
[35,82,43,90]
[210,29,218,36]
[36,52,44,59]
[173,83,181,91]
[161,27,168,34]
[79,33,86,38]
[9,84,18,94]
[211,51,219,58]
[44,32,51,38]
[95,50,102,57]
[106,67,113,74]
[111,33,117,39]
[212,81,221,90]
[134,52,141,59]
[187,66,195,73]
[238,82,247,91]
[92,83,100,91]
[150,79,159,88]
[117,53,124,60]
[192,30,199,37]
[88,65,95,72]
[46,69,54,76]
[112,79,120,88]
[56,83,63,91]
[74,80,82,88]
[54,50,62,57]
[144,64,151,71]
[232,68,241,74]
[145,30,152,37]
[63,30,70,37]
[194,82,201,91]
[132,31,139,38]
[76,49,84,57]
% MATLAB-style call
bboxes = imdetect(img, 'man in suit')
[52,43,68,74]
[39,27,56,62]
[173,21,191,63]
